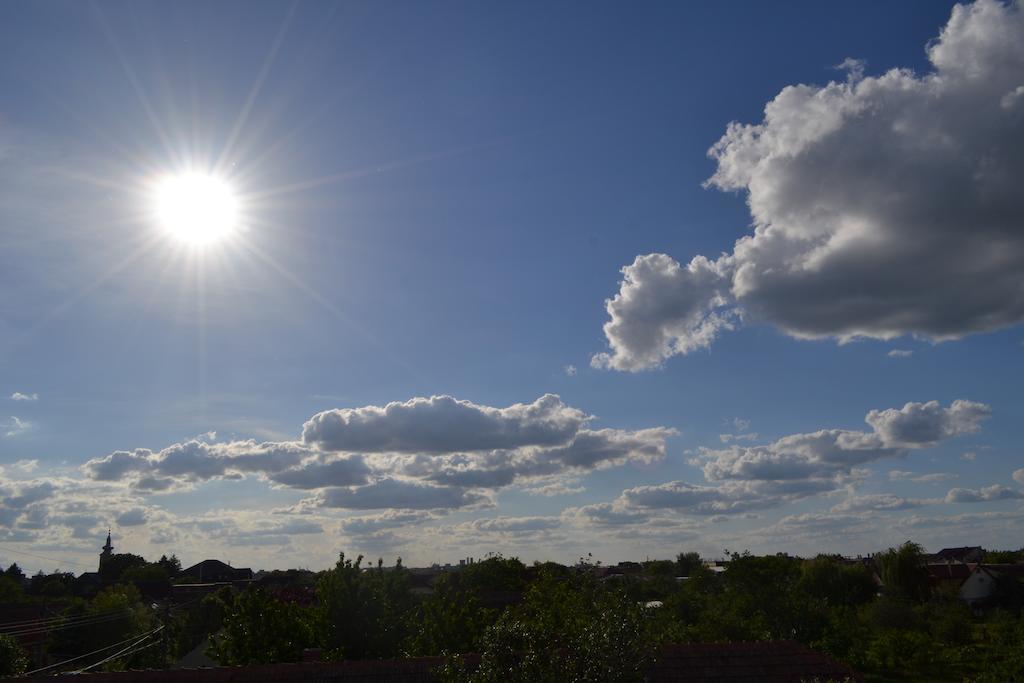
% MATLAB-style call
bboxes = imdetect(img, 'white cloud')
[85,440,313,491]
[887,350,914,358]
[302,394,587,453]
[562,502,651,527]
[317,479,491,510]
[889,470,957,484]
[697,400,986,488]
[4,416,29,437]
[595,0,1024,370]
[461,516,561,534]
[1014,468,1024,485]
[592,254,736,371]
[719,433,759,443]
[10,393,37,401]
[830,493,933,513]
[522,480,586,497]
[590,398,988,520]
[962,451,978,461]
[82,395,674,517]
[865,400,990,448]
[945,484,1024,503]
[116,508,148,526]
[564,365,577,377]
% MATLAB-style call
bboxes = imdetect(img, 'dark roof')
[931,546,983,562]
[4,641,859,682]
[182,559,251,573]
[650,641,861,682]
[926,563,976,584]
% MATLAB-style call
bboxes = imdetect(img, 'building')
[929,546,984,565]
[178,559,253,584]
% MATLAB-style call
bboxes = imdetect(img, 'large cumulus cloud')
[82,394,673,512]
[302,394,587,453]
[589,399,991,518]
[595,0,1024,371]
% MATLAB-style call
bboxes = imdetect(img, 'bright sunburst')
[154,173,239,246]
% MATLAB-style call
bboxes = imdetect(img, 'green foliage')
[4,563,25,583]
[460,555,527,593]
[157,554,182,576]
[48,584,159,671]
[29,570,76,597]
[442,569,653,682]
[208,587,314,665]
[643,559,676,577]
[406,573,491,656]
[121,563,171,582]
[316,553,414,660]
[983,549,1022,564]
[973,610,1024,681]
[877,541,931,603]
[0,574,25,603]
[706,551,827,642]
[170,588,230,659]
[0,634,28,676]
[99,553,149,582]
[675,552,703,577]
[799,555,877,609]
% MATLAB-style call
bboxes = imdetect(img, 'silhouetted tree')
[675,552,703,577]
[99,553,148,582]
[316,553,413,660]
[157,554,182,576]
[208,587,313,665]
[877,542,931,603]
[799,555,877,609]
[4,563,25,583]
[0,634,28,677]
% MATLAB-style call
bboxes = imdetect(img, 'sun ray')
[231,232,430,383]
[215,1,299,175]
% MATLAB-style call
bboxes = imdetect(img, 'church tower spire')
[99,529,114,571]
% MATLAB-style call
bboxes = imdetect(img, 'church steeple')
[99,529,114,571]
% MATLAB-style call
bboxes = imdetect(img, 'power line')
[0,606,130,631]
[72,626,164,674]
[0,543,93,569]
[21,625,164,676]
[2,610,137,637]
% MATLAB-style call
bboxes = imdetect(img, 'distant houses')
[178,559,254,584]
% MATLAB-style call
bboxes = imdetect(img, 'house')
[178,559,253,584]
[927,563,1024,608]
[929,546,984,565]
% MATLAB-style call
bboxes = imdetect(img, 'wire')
[0,606,130,631]
[21,625,164,676]
[2,610,137,637]
[0,543,93,569]
[72,626,164,674]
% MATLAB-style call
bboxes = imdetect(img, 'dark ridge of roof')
[651,641,861,682]
[925,563,976,581]
[4,641,859,682]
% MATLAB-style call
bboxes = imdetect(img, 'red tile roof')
[6,641,858,682]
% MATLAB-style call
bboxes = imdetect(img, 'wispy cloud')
[10,392,38,401]
[4,416,30,437]
[888,470,956,484]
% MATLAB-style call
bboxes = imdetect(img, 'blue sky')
[1,0,1022,572]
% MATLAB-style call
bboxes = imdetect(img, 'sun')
[154,173,239,245]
